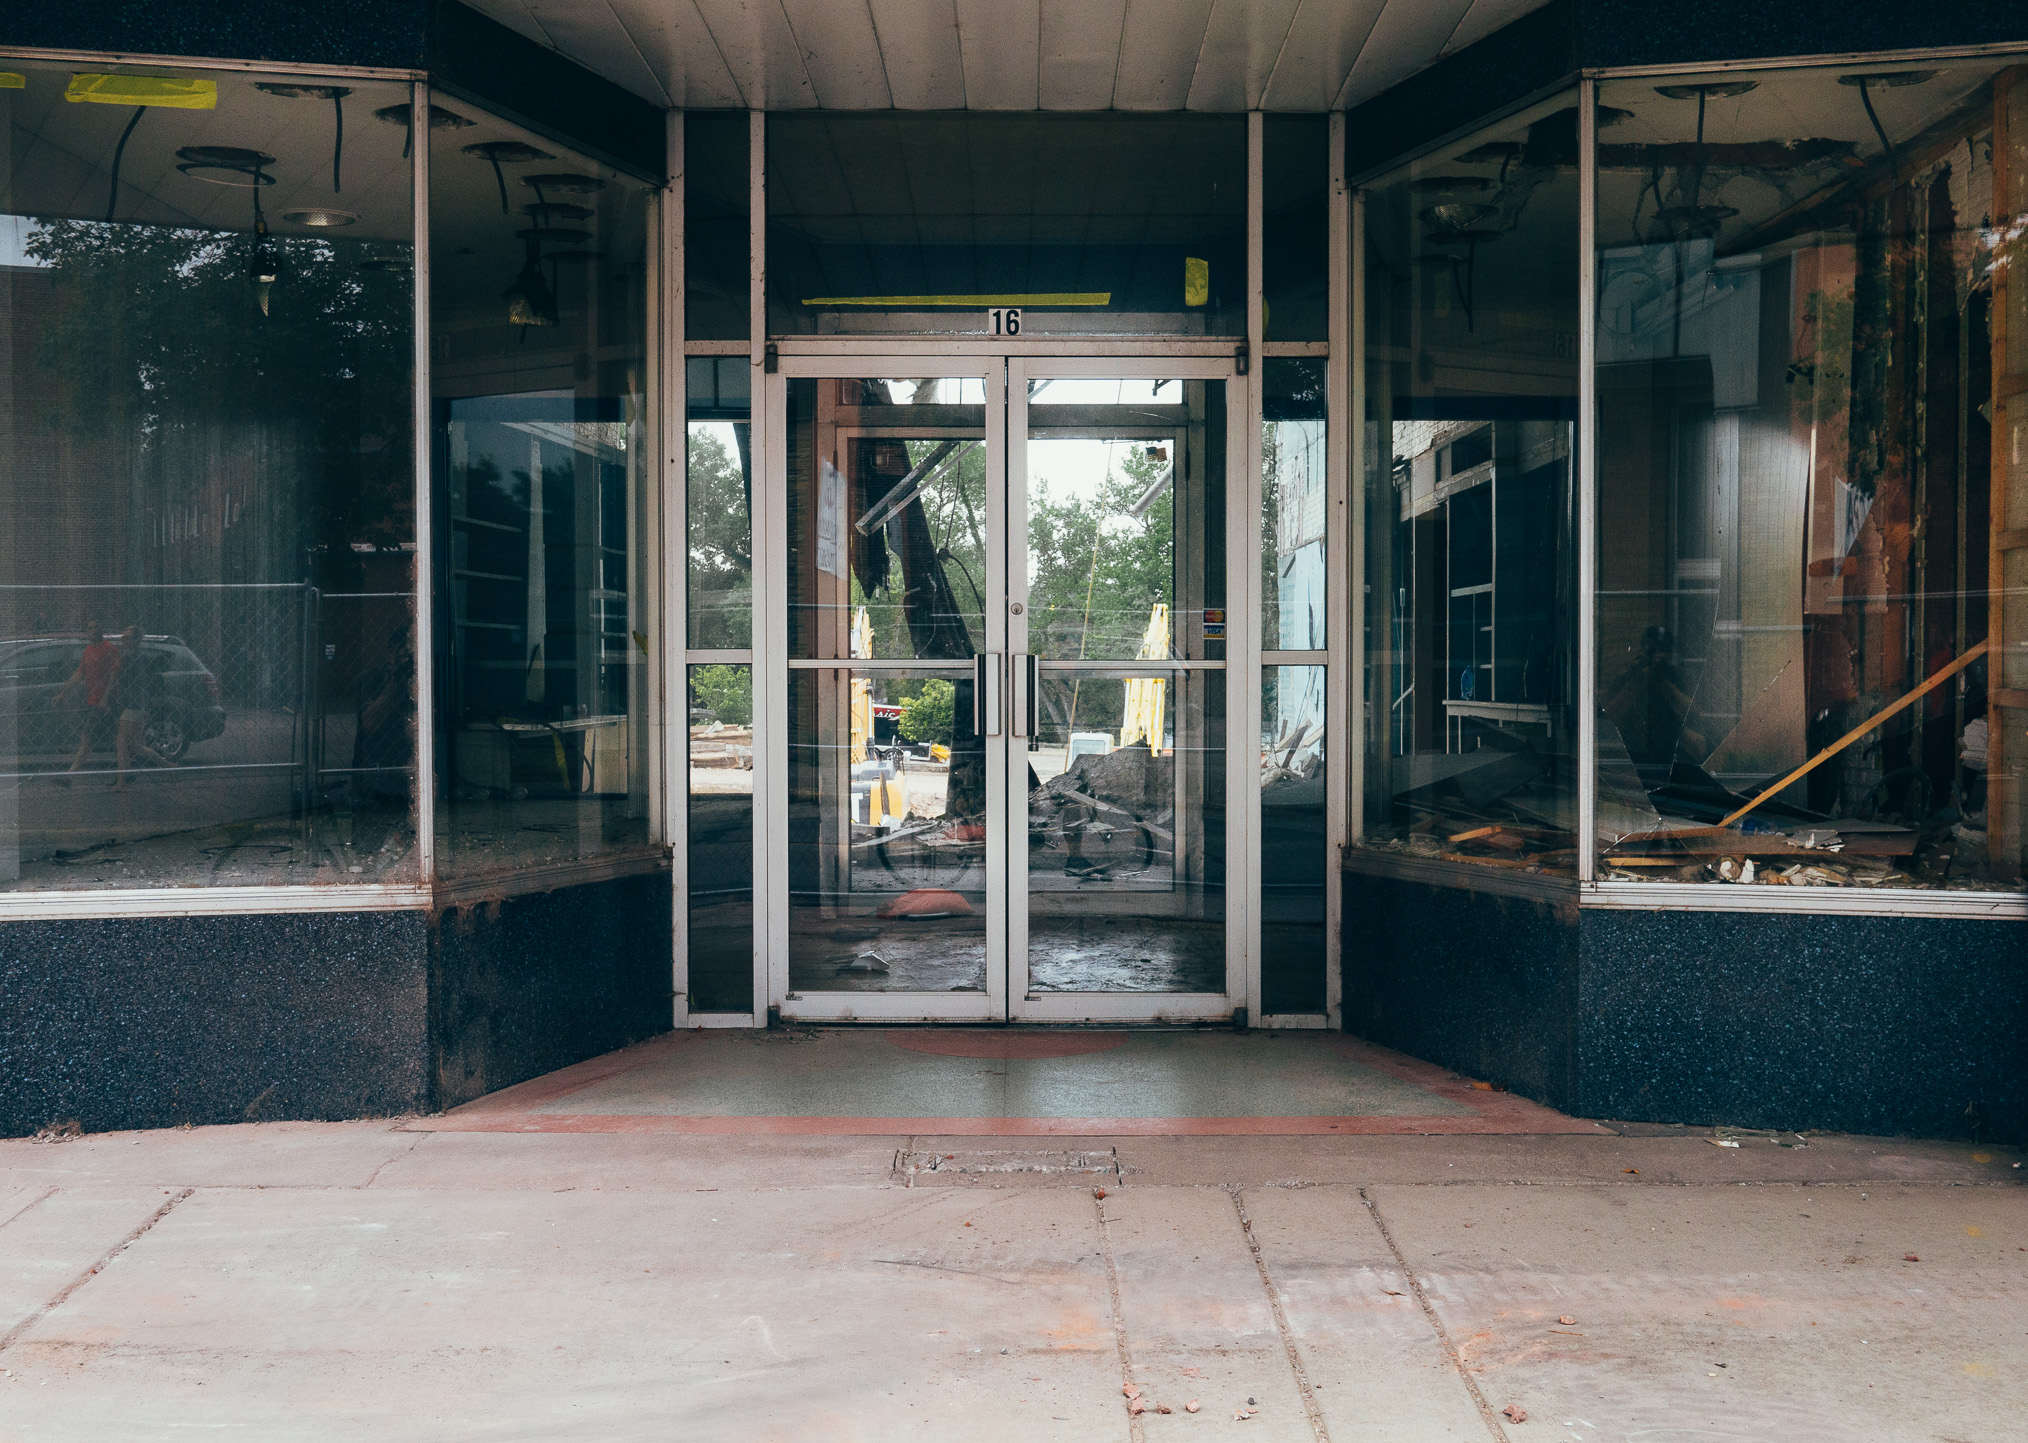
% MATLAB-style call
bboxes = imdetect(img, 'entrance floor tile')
[418,1031,1590,1136]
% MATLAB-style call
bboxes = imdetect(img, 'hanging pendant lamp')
[502,233,559,326]
[254,82,352,192]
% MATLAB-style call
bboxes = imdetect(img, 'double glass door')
[770,357,1241,1022]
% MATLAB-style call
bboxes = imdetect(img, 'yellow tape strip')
[66,74,217,109]
[802,293,1111,307]
[0,74,25,90]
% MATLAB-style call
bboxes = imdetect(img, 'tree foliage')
[897,678,955,745]
[21,219,415,558]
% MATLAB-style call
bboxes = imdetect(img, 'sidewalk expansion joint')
[0,1186,59,1233]
[1360,1186,1510,1443]
[0,1187,195,1357]
[1229,1186,1332,1442]
[1091,1192,1144,1442]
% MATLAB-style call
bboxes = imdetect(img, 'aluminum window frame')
[0,58,434,920]
[1344,57,2028,923]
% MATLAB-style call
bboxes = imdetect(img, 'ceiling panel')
[691,0,819,108]
[780,0,893,108]
[1112,0,1217,111]
[1262,0,1385,111]
[1336,0,1475,107]
[617,0,746,108]
[954,0,1040,110]
[473,0,551,47]
[867,0,966,109]
[467,0,1557,113]
[1186,0,1303,111]
[1039,0,1126,110]
[522,1,672,104]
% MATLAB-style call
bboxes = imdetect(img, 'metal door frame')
[763,354,1006,1022]
[760,347,1246,1024]
[1005,356,1247,1023]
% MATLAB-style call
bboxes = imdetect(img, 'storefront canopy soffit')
[468,0,1549,112]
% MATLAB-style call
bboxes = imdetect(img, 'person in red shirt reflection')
[57,618,120,776]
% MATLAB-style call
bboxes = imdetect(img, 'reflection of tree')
[1027,444,1174,662]
[23,219,414,561]
[690,663,751,726]
[687,424,751,647]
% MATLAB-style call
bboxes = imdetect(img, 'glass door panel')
[1009,369,1237,1020]
[772,360,1237,1023]
[786,377,990,663]
[779,369,1004,1020]
[1022,666,1227,994]
[786,665,991,997]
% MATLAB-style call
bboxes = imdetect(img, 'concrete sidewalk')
[1,1118,2022,1441]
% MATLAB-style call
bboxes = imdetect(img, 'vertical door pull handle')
[974,653,1003,736]
[1011,654,1037,742]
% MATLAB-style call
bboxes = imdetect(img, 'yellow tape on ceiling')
[66,74,217,109]
[803,293,1111,307]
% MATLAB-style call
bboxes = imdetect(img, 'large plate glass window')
[1357,92,1581,878]
[430,103,656,879]
[1591,59,2028,891]
[0,64,417,890]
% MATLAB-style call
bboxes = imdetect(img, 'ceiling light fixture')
[502,233,559,326]
[255,82,351,191]
[282,208,357,227]
[373,102,474,159]
[465,141,555,213]
[1652,81,1760,240]
[523,172,606,195]
[175,145,277,186]
[1837,71,1936,182]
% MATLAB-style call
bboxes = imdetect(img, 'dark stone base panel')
[0,909,431,1136]
[1342,871,2028,1143]
[429,871,673,1113]
[1340,872,1580,1109]
[1577,907,2028,1143]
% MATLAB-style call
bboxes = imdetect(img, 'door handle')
[973,652,1003,736]
[1011,654,1037,745]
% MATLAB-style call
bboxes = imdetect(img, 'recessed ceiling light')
[283,207,357,227]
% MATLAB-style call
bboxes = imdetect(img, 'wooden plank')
[1614,835,1916,859]
[1718,640,1990,827]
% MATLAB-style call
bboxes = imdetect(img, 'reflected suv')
[0,634,228,764]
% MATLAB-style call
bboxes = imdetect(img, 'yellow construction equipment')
[1120,603,1169,753]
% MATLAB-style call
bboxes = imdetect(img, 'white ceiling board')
[1442,0,1549,58]
[780,0,893,109]
[1337,0,1475,107]
[867,0,967,109]
[608,0,746,108]
[468,0,552,48]
[523,1,672,104]
[1039,0,1127,110]
[1112,0,1217,110]
[1263,0,1385,111]
[468,0,1561,113]
[955,0,1041,110]
[691,0,820,109]
[1186,0,1303,111]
